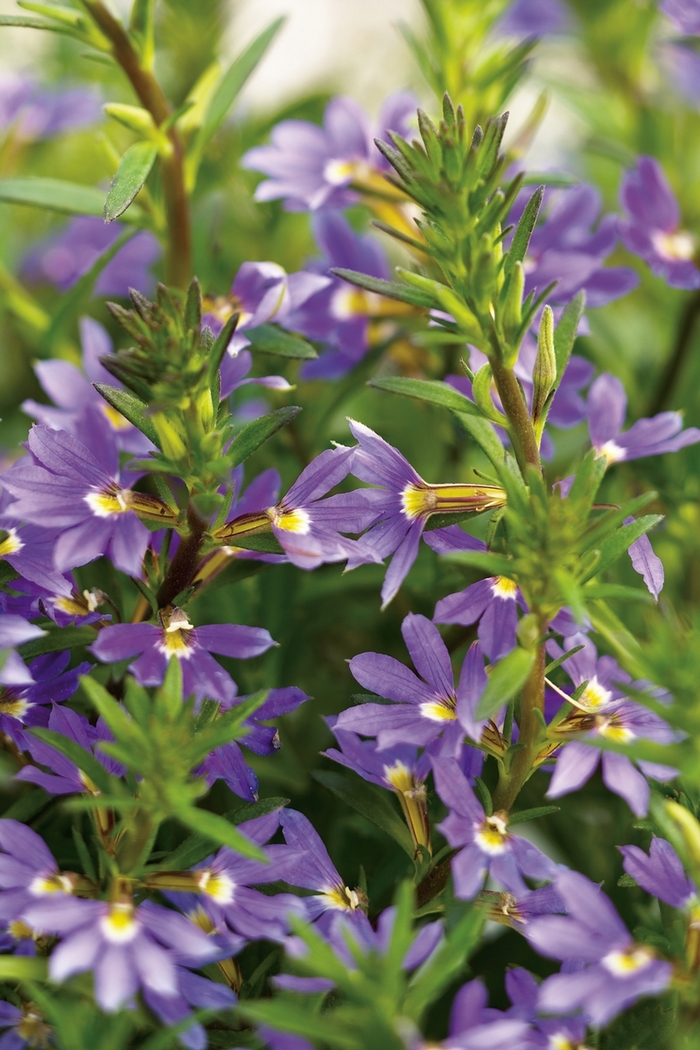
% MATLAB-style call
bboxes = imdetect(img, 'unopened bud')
[532,305,556,425]
[104,103,157,137]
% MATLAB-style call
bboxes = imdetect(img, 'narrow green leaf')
[406,903,486,1020]
[454,412,507,469]
[176,807,267,861]
[582,515,664,584]
[219,533,284,555]
[312,769,415,857]
[0,955,48,980]
[104,141,157,222]
[475,648,534,720]
[0,14,77,34]
[444,550,514,577]
[544,645,584,675]
[240,1001,355,1050]
[507,804,560,825]
[193,17,285,160]
[2,787,50,822]
[503,185,543,278]
[0,177,112,217]
[29,728,116,795]
[17,625,97,660]
[368,376,484,418]
[160,797,289,869]
[553,291,585,383]
[583,583,653,602]
[93,383,160,446]
[228,406,302,468]
[331,268,436,308]
[245,323,317,359]
[80,674,147,748]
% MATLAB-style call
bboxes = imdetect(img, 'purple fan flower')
[527,870,672,1026]
[481,884,566,932]
[0,1001,52,1049]
[1,426,153,576]
[625,516,664,600]
[662,0,700,34]
[499,0,571,37]
[286,212,399,380]
[0,514,70,596]
[23,316,153,458]
[218,444,377,570]
[0,74,101,140]
[619,836,697,908]
[336,614,483,755]
[619,156,700,288]
[501,967,589,1050]
[433,757,559,899]
[515,183,638,309]
[22,894,219,1014]
[659,40,700,104]
[0,651,90,749]
[22,216,161,297]
[434,575,523,662]
[410,978,531,1050]
[0,819,80,939]
[0,612,44,650]
[278,809,372,935]
[90,607,275,706]
[16,704,122,796]
[200,686,310,801]
[545,635,679,816]
[346,420,506,607]
[587,373,700,464]
[242,92,416,211]
[144,968,236,1050]
[4,574,108,628]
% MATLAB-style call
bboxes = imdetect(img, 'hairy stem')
[156,506,208,608]
[650,288,700,416]
[490,358,541,473]
[83,2,192,288]
[492,638,546,812]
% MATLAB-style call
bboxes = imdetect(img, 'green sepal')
[544,645,585,675]
[245,323,317,359]
[330,268,436,308]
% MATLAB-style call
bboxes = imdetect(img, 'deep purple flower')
[22,894,219,1013]
[619,156,700,288]
[499,0,571,37]
[336,614,485,755]
[434,575,523,662]
[481,884,566,932]
[218,444,377,570]
[0,1001,52,1049]
[23,317,153,458]
[3,574,108,628]
[0,612,44,650]
[286,212,399,380]
[0,74,101,140]
[502,966,589,1050]
[144,968,236,1050]
[1,426,153,576]
[22,216,161,297]
[16,704,122,796]
[346,420,506,607]
[242,93,417,211]
[0,651,90,749]
[587,372,700,464]
[90,607,275,705]
[0,819,79,937]
[433,758,559,899]
[625,516,664,600]
[410,978,531,1050]
[200,686,310,801]
[662,0,700,34]
[619,836,697,908]
[527,871,672,1026]
[545,635,678,816]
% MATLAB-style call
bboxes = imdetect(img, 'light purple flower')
[0,1001,52,1049]
[144,968,236,1050]
[0,651,90,749]
[434,576,523,662]
[659,40,700,104]
[22,894,219,1013]
[662,0,700,34]
[527,870,672,1026]
[346,419,506,607]
[501,966,589,1049]
[336,614,482,754]
[23,317,153,458]
[0,819,78,932]
[0,74,102,140]
[242,93,417,211]
[625,516,664,600]
[619,156,700,288]
[1,425,152,576]
[22,216,161,297]
[433,757,559,899]
[90,607,275,705]
[587,372,700,464]
[411,978,532,1050]
[0,612,44,650]
[17,704,122,795]
[499,0,570,37]
[619,836,697,908]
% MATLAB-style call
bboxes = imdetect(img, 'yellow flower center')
[595,715,634,743]
[0,528,23,558]
[597,439,625,465]
[320,884,367,912]
[419,699,457,722]
[101,902,138,944]
[29,873,74,896]
[17,1008,52,1048]
[0,694,29,718]
[652,229,696,262]
[491,576,517,599]
[602,945,653,977]
[474,813,509,855]
[383,760,414,793]
[196,869,235,904]
[269,506,311,534]
[576,676,612,713]
[84,486,132,518]
[323,158,356,185]
[8,920,34,941]
[53,589,102,617]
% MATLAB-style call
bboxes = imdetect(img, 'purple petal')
[601,751,649,816]
[587,374,626,448]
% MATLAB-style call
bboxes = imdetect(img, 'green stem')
[83,2,192,288]
[490,358,541,474]
[492,638,546,812]
[649,288,700,416]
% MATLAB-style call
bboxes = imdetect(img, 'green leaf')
[582,515,664,584]
[104,140,157,222]
[405,902,486,1020]
[313,769,415,857]
[544,644,584,675]
[93,383,160,446]
[475,648,534,720]
[188,17,285,179]
[220,532,285,555]
[507,804,560,825]
[240,1001,356,1050]
[245,323,317,359]
[228,406,302,468]
[503,185,543,278]
[160,797,289,869]
[444,550,514,577]
[176,807,267,861]
[331,268,436,308]
[80,675,148,749]
[29,728,117,795]
[454,412,507,469]
[0,14,78,35]
[553,291,585,383]
[583,583,653,602]
[17,625,97,661]
[0,955,48,980]
[368,376,484,418]
[0,178,114,217]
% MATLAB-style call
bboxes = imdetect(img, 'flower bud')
[532,305,556,426]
